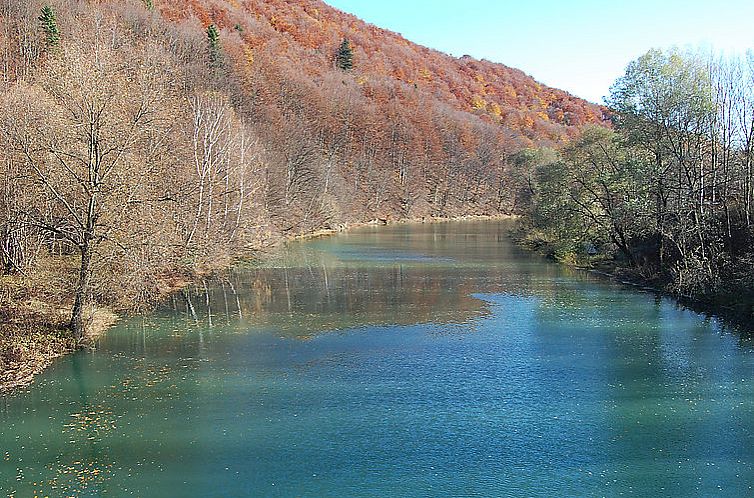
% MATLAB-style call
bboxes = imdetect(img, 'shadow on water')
[674,294,754,344]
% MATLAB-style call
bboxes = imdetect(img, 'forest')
[0,0,605,386]
[525,48,754,310]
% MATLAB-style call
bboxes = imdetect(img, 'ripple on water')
[2,221,754,497]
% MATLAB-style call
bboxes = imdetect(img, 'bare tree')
[0,41,171,341]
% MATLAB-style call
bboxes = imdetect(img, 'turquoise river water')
[2,220,754,497]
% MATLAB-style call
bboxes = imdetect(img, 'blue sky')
[323,0,754,104]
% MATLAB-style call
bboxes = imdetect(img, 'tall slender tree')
[335,38,353,71]
[39,5,60,49]
[207,24,222,67]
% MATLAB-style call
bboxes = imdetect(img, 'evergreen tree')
[144,0,154,10]
[207,24,222,67]
[335,38,353,71]
[39,5,60,49]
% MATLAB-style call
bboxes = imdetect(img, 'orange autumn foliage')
[155,0,607,143]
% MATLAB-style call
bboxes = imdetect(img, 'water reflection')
[155,223,561,340]
[2,221,754,497]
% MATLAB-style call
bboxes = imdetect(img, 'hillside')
[161,0,606,142]
[0,0,605,387]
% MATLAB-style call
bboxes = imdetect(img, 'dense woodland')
[2,0,753,386]
[526,48,754,307]
[0,0,604,376]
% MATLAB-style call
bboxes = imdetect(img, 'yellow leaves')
[418,68,432,82]
[474,74,490,95]
[243,46,254,68]
[356,75,368,85]
[490,102,502,117]
[502,84,517,100]
[471,95,487,111]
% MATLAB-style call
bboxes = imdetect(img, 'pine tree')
[144,0,154,10]
[207,24,222,67]
[335,38,353,71]
[39,5,60,49]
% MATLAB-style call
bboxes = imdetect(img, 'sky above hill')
[323,0,754,104]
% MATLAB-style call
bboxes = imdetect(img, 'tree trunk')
[70,243,92,344]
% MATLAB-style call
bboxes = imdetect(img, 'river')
[2,220,754,497]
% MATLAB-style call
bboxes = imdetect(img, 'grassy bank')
[0,257,117,392]
[0,255,215,392]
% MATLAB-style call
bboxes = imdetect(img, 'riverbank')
[290,214,517,242]
[516,225,754,335]
[1,213,514,392]
[0,254,119,392]
[0,305,116,393]
[0,255,229,392]
[593,264,754,334]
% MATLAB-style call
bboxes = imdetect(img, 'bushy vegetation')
[525,48,754,307]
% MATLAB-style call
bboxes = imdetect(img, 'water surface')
[2,221,754,497]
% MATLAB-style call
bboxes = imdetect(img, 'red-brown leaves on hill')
[156,0,605,137]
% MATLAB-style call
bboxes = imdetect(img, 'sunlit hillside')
[160,0,607,141]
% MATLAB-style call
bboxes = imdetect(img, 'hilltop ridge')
[159,0,606,143]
